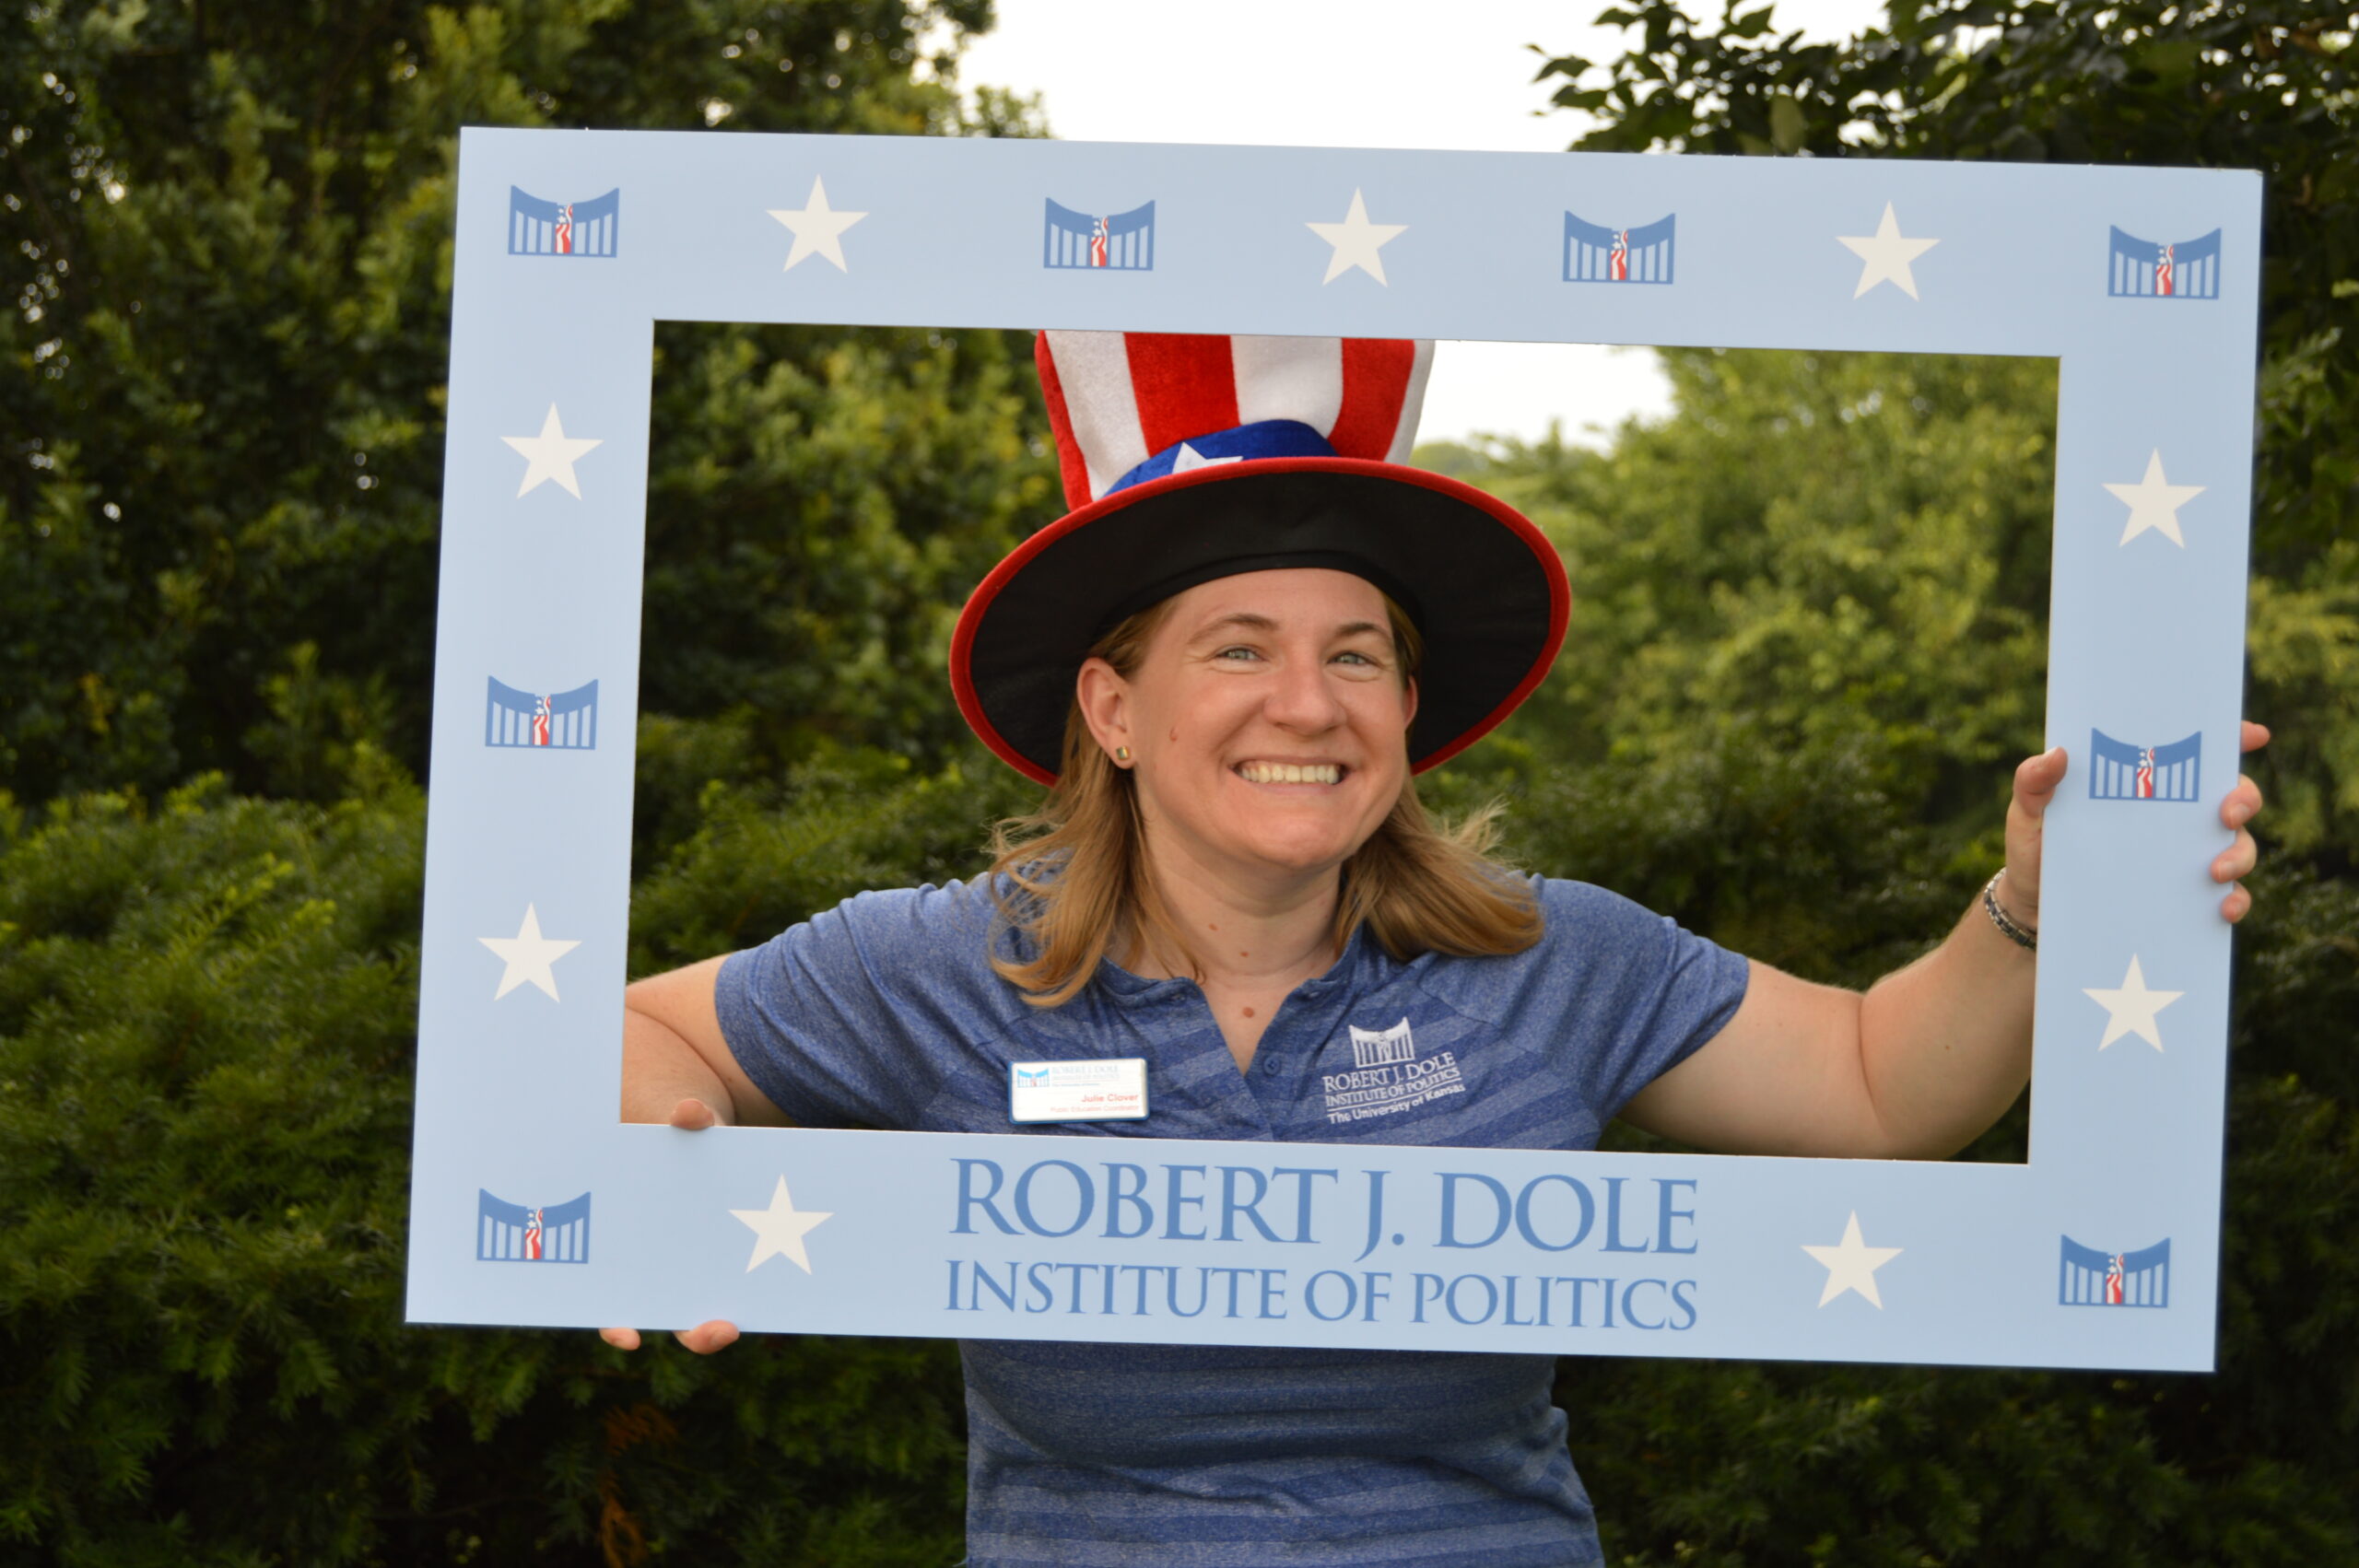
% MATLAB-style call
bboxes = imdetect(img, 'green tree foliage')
[1461,348,2056,978]
[629,745,1035,976]
[636,323,1054,865]
[0,0,1044,811]
[0,776,981,1565]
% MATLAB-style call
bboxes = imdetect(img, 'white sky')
[945,0,1890,447]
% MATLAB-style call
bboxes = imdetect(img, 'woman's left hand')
[1998,720,2271,928]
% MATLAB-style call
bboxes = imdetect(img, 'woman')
[608,333,2266,1565]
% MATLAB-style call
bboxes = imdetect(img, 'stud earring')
[1114,745,1133,765]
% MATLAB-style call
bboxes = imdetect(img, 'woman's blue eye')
[1209,645,1383,666]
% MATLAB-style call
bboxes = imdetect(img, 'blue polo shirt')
[717,874,1748,1568]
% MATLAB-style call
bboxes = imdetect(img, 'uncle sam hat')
[950,331,1571,786]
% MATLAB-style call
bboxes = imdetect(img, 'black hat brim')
[951,458,1571,786]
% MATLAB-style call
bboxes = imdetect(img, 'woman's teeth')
[1237,762,1342,785]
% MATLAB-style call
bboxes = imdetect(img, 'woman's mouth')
[1235,761,1345,785]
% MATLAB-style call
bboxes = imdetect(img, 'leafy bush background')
[4,1,2354,1563]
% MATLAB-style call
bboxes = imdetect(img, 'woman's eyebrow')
[1187,613,1386,641]
[1190,612,1280,639]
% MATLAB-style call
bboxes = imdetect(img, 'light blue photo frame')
[411,127,2259,1370]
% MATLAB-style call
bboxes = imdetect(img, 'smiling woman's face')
[1076,568,1418,895]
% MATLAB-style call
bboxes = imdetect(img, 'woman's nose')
[1263,654,1347,731]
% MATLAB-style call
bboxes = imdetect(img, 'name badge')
[1009,1059,1150,1123]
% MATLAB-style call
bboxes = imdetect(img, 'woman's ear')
[1401,675,1419,731]
[1075,657,1133,763]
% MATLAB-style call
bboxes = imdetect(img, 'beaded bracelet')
[1981,870,2037,952]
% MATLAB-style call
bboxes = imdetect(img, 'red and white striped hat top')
[1035,332,1437,508]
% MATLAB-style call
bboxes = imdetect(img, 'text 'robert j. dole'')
[949,1157,1700,1261]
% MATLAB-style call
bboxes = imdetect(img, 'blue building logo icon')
[508,187,620,258]
[2059,1235,2169,1307]
[2089,730,2200,802]
[1563,212,1674,285]
[2107,226,2220,300]
[478,1190,591,1263]
[485,678,599,750]
[1044,199,1156,271]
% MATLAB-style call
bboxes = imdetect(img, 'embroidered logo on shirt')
[1325,1018,1464,1125]
[1348,1017,1417,1069]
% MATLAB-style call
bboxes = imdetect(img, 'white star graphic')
[1170,441,1242,474]
[1837,203,1941,299]
[2103,451,2205,548]
[732,1176,833,1273]
[476,903,581,1002]
[1802,1211,1903,1308]
[1306,189,1407,286]
[2083,954,2185,1051]
[768,176,867,273]
[500,405,603,499]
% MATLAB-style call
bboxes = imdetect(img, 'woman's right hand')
[599,1095,742,1355]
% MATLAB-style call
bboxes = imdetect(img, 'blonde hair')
[987,591,1543,1006]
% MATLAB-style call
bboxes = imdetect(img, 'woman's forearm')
[1855,883,2037,1159]
[620,1006,739,1125]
